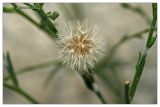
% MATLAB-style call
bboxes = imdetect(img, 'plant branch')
[4,82,39,104]
[124,80,130,104]
[93,29,149,103]
[130,3,157,102]
[4,60,60,81]
[121,3,151,24]
[80,69,107,104]
[95,28,149,72]
[11,4,41,29]
[8,3,58,39]
[23,3,58,38]
[43,64,62,88]
[4,52,19,87]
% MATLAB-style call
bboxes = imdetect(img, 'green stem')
[121,3,151,24]
[10,3,55,38]
[4,60,59,81]
[80,72,107,104]
[11,3,40,29]
[44,64,62,87]
[24,3,58,38]
[94,89,106,104]
[124,80,130,104]
[4,82,39,104]
[130,48,148,101]
[130,3,157,102]
[146,4,157,48]
[37,8,58,35]
[94,29,149,103]
[95,29,149,71]
[4,52,19,87]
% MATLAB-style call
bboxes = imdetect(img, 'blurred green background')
[3,3,157,104]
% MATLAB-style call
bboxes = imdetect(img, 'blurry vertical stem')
[44,63,63,87]
[130,3,157,101]
[121,3,151,24]
[80,67,107,104]
[124,81,130,104]
[69,4,84,20]
[58,4,84,20]
[4,82,39,104]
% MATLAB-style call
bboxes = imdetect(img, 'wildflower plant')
[3,3,157,104]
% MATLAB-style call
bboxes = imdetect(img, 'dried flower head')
[58,20,105,72]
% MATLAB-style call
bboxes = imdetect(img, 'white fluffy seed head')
[58,20,105,72]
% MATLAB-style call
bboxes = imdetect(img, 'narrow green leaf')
[147,34,157,48]
[39,3,44,8]
[146,3,157,48]
[152,3,157,18]
[5,52,19,87]
[121,3,130,8]
[24,3,35,8]
[33,3,44,9]
[136,52,142,70]
[3,7,16,13]
[33,3,39,8]
[23,3,38,10]
[24,3,59,38]
[47,11,59,21]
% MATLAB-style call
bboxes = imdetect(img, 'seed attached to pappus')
[58,20,105,72]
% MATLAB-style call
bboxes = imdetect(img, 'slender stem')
[4,60,59,81]
[121,3,151,24]
[94,89,106,104]
[11,3,40,29]
[146,3,157,48]
[4,52,19,87]
[10,3,54,37]
[130,3,157,102]
[106,29,149,63]
[44,65,62,87]
[95,29,149,71]
[113,29,148,47]
[4,82,39,104]
[23,3,58,38]
[93,29,149,103]
[37,8,58,35]
[130,48,148,100]
[80,72,107,104]
[124,80,130,104]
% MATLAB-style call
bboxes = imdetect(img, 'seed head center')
[67,35,93,56]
